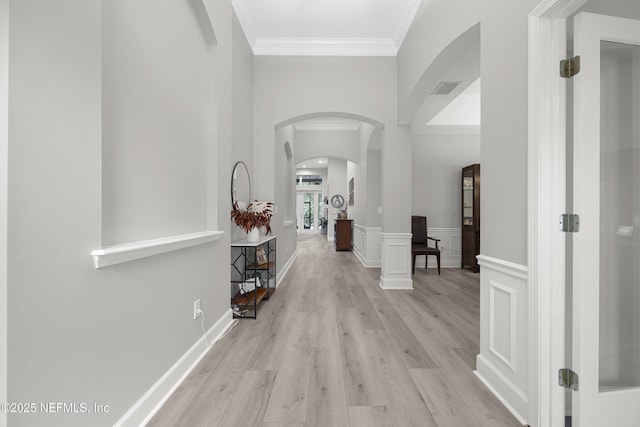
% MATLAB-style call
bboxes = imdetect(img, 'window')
[296,175,323,186]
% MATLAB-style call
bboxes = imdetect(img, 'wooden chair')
[411,215,441,275]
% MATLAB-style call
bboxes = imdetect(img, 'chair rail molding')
[379,232,412,290]
[91,230,224,269]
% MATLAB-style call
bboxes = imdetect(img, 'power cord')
[196,310,240,348]
[196,309,210,347]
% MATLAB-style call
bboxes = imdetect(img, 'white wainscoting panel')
[489,280,517,372]
[475,254,529,424]
[379,233,412,289]
[353,225,382,268]
[412,227,462,269]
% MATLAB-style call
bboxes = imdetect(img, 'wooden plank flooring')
[148,236,522,427]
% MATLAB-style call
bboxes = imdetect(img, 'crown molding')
[395,0,422,47]
[252,38,398,56]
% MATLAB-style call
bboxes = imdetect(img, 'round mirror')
[231,161,251,209]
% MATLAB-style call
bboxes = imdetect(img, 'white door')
[572,12,640,427]
[296,192,304,231]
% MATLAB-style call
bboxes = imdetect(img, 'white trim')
[381,232,412,238]
[252,37,398,56]
[91,231,224,269]
[379,232,412,290]
[353,249,381,268]
[353,225,382,268]
[477,255,528,280]
[378,276,413,290]
[115,309,234,427]
[489,280,518,373]
[277,249,298,287]
[478,255,529,424]
[283,219,296,227]
[528,1,588,426]
[475,357,529,426]
[387,243,408,274]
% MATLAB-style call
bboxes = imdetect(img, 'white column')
[379,125,413,289]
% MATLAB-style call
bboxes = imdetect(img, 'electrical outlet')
[193,299,201,319]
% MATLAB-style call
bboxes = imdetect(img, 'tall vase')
[247,228,260,243]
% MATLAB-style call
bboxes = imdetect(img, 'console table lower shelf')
[230,236,277,319]
[231,287,274,318]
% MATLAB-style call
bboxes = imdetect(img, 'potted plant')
[319,217,328,235]
[231,201,274,242]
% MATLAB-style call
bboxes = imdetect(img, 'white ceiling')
[232,0,422,56]
[232,0,480,130]
[297,158,329,169]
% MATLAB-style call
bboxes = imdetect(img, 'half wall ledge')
[91,230,224,269]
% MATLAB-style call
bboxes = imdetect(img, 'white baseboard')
[379,277,413,290]
[114,309,234,427]
[353,247,381,268]
[476,353,528,425]
[277,249,298,288]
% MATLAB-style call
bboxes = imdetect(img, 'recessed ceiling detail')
[232,0,422,56]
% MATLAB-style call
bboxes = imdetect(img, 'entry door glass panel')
[599,40,640,392]
[303,192,313,229]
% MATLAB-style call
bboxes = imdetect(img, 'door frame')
[528,0,589,426]
[296,189,324,233]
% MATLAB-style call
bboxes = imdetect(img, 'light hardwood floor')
[148,236,521,427]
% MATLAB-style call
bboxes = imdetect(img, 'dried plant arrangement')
[231,201,274,234]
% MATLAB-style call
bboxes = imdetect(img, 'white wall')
[272,124,297,266]
[6,1,238,426]
[229,11,256,243]
[295,130,360,163]
[396,0,481,124]
[253,56,410,233]
[102,0,208,245]
[231,11,255,188]
[366,129,383,228]
[412,134,480,228]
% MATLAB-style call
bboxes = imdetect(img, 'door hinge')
[560,56,581,78]
[560,213,580,232]
[559,368,579,391]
